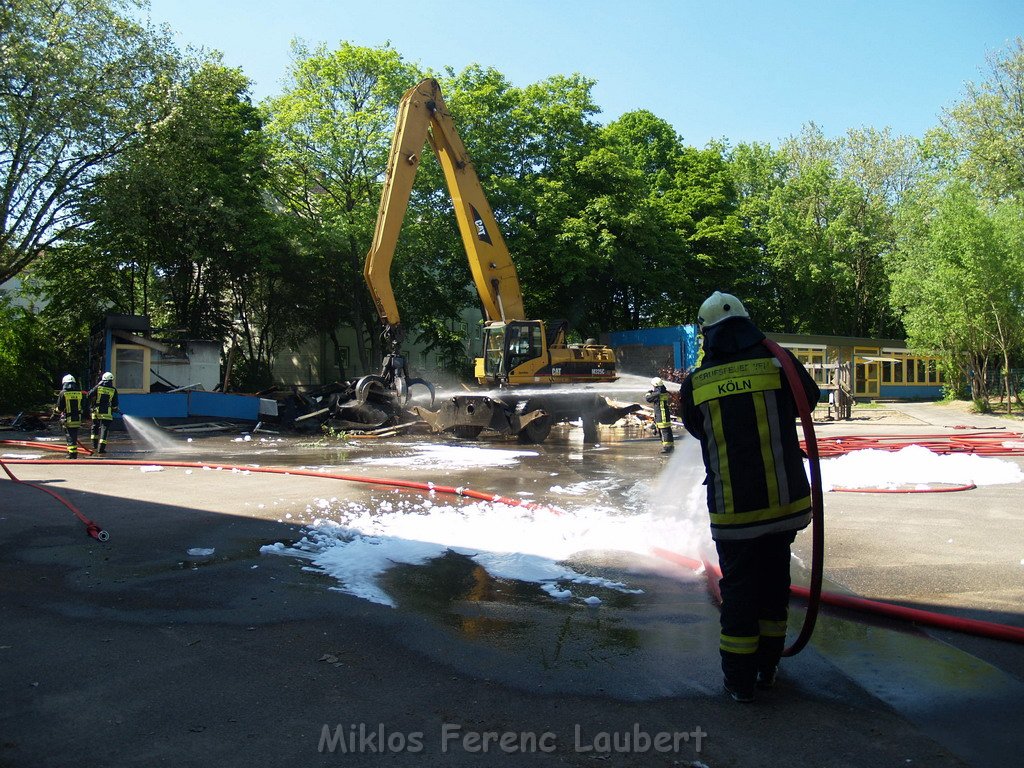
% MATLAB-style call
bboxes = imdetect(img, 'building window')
[789,347,828,385]
[114,345,146,391]
[883,353,942,386]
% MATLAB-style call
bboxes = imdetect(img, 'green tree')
[733,125,911,337]
[728,141,790,325]
[0,0,178,284]
[931,38,1024,201]
[0,295,59,410]
[263,41,419,375]
[890,181,1024,405]
[556,110,739,330]
[421,68,609,342]
[32,59,296,389]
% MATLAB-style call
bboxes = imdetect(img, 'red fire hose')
[0,455,108,541]
[651,545,1024,644]
[0,455,552,544]
[762,338,824,657]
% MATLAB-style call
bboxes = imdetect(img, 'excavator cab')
[478,320,546,384]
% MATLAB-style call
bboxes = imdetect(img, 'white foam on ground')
[261,498,705,607]
[260,438,1023,608]
[818,444,1024,490]
[352,443,539,469]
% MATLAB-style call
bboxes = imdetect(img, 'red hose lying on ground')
[0,456,108,541]
[0,457,557,542]
[0,439,92,454]
[788,584,1024,645]
[650,546,1024,645]
[831,483,977,494]
[812,431,1024,457]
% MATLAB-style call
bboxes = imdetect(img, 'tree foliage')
[263,41,418,375]
[30,58,297,389]
[4,28,1024,400]
[892,40,1024,406]
[0,0,178,284]
[932,37,1024,202]
[0,295,59,409]
[891,181,1024,401]
[731,125,914,338]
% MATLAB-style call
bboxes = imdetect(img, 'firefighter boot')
[757,666,777,690]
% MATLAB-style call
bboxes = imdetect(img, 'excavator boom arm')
[363,78,525,332]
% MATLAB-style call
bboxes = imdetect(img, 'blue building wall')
[608,325,700,371]
[119,392,260,420]
[879,384,943,399]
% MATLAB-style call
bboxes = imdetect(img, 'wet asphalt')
[1,402,1022,767]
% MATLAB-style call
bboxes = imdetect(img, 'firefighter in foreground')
[645,377,675,453]
[679,292,819,702]
[55,374,86,459]
[88,371,119,454]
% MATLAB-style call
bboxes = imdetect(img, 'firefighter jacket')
[89,384,119,420]
[645,386,672,428]
[56,387,86,428]
[680,318,819,541]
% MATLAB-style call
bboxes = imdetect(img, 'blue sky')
[142,0,1021,147]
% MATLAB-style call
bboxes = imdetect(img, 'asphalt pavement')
[1,401,1022,767]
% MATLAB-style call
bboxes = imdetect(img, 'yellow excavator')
[359,78,637,442]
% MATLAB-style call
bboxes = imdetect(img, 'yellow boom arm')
[363,78,525,340]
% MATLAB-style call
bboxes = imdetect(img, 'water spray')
[121,414,193,453]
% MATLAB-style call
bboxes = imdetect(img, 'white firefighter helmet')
[101,371,114,382]
[697,291,749,329]
[651,377,665,387]
[61,374,76,386]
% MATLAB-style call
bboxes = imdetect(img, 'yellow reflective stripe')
[709,495,811,527]
[752,392,779,507]
[691,360,781,405]
[720,634,759,654]
[759,619,788,638]
[708,399,732,513]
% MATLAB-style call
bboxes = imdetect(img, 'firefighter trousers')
[714,530,796,689]
[91,420,111,452]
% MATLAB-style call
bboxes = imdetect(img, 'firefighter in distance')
[55,374,86,459]
[88,371,119,454]
[645,377,675,454]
